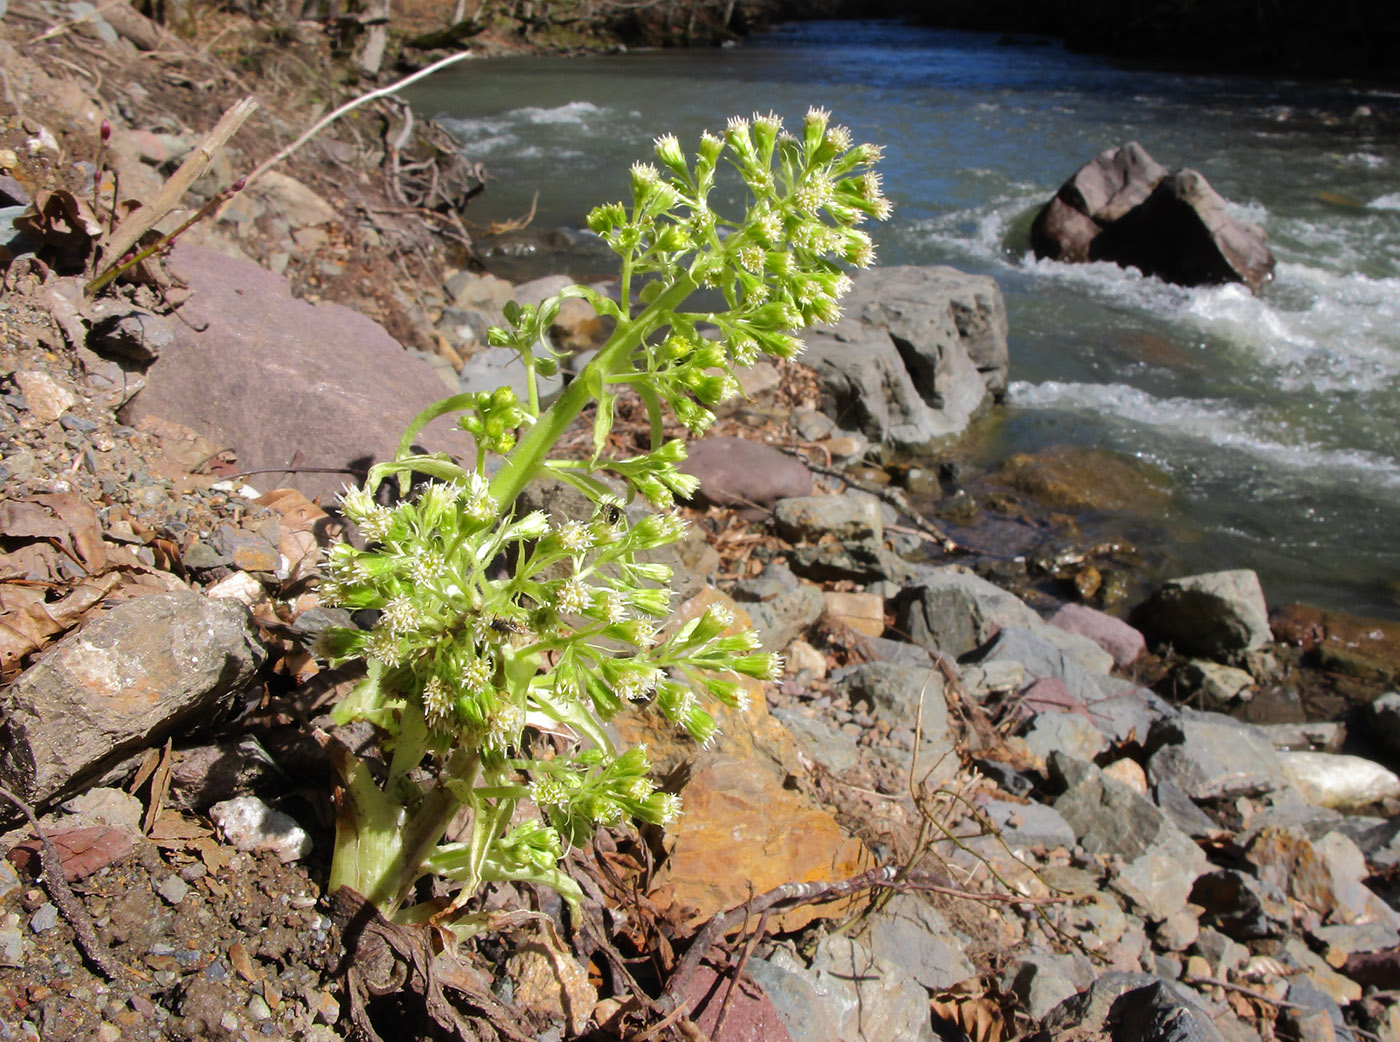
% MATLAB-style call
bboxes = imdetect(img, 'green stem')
[383,748,480,915]
[487,272,698,511]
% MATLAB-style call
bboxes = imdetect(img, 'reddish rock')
[1032,141,1168,262]
[7,826,134,882]
[682,964,794,1042]
[1048,603,1146,670]
[123,243,464,504]
[1094,169,1276,293]
[681,436,812,515]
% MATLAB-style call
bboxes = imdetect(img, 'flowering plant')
[315,108,888,932]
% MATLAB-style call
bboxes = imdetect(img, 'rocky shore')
[5,5,1400,1042]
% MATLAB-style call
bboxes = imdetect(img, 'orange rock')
[649,754,871,934]
[616,588,870,932]
[614,589,802,779]
[821,590,885,638]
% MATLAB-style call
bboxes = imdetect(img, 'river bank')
[6,6,1400,1042]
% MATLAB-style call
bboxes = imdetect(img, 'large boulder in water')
[802,265,1009,452]
[1031,142,1275,293]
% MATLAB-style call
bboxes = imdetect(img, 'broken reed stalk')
[86,174,248,294]
[99,95,258,269]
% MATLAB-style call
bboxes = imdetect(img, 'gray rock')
[790,538,918,585]
[1035,972,1175,1038]
[1189,869,1291,940]
[1003,953,1083,1021]
[1051,754,1207,920]
[1261,721,1346,753]
[155,875,190,906]
[802,266,1008,450]
[984,626,1112,707]
[1133,570,1272,658]
[1310,920,1400,956]
[1285,978,1357,1042]
[864,894,975,991]
[0,862,19,904]
[1085,678,1178,746]
[771,709,858,773]
[740,583,823,655]
[1153,780,1223,840]
[859,635,934,670]
[978,797,1077,851]
[245,171,338,230]
[210,796,312,863]
[1191,928,1248,978]
[1179,660,1255,707]
[831,662,949,745]
[29,903,58,934]
[1110,979,1226,1042]
[0,913,22,967]
[898,566,1043,659]
[88,304,175,364]
[1345,816,1400,871]
[1238,787,1345,840]
[1279,750,1400,812]
[126,244,465,504]
[1155,907,1200,952]
[1022,711,1107,765]
[750,937,937,1042]
[681,436,813,513]
[1147,710,1285,800]
[773,495,882,544]
[0,591,265,812]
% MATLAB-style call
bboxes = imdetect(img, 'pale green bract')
[314,108,888,933]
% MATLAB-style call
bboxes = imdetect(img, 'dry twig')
[0,785,126,982]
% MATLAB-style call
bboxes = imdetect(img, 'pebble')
[219,1012,240,1032]
[247,995,272,1021]
[155,875,190,906]
[210,796,313,863]
[0,913,25,966]
[28,904,58,934]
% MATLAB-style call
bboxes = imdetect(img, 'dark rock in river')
[1031,142,1275,293]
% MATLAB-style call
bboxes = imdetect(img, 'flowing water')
[407,20,1400,618]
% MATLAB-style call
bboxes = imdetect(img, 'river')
[406,20,1400,619]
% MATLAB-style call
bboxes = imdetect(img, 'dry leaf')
[0,574,118,674]
[229,941,261,982]
[189,836,234,877]
[931,986,1005,1042]
[147,807,212,842]
[12,189,104,253]
[142,740,175,835]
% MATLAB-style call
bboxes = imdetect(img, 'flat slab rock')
[123,243,466,503]
[0,590,265,811]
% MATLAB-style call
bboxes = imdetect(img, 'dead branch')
[233,49,475,203]
[0,785,126,983]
